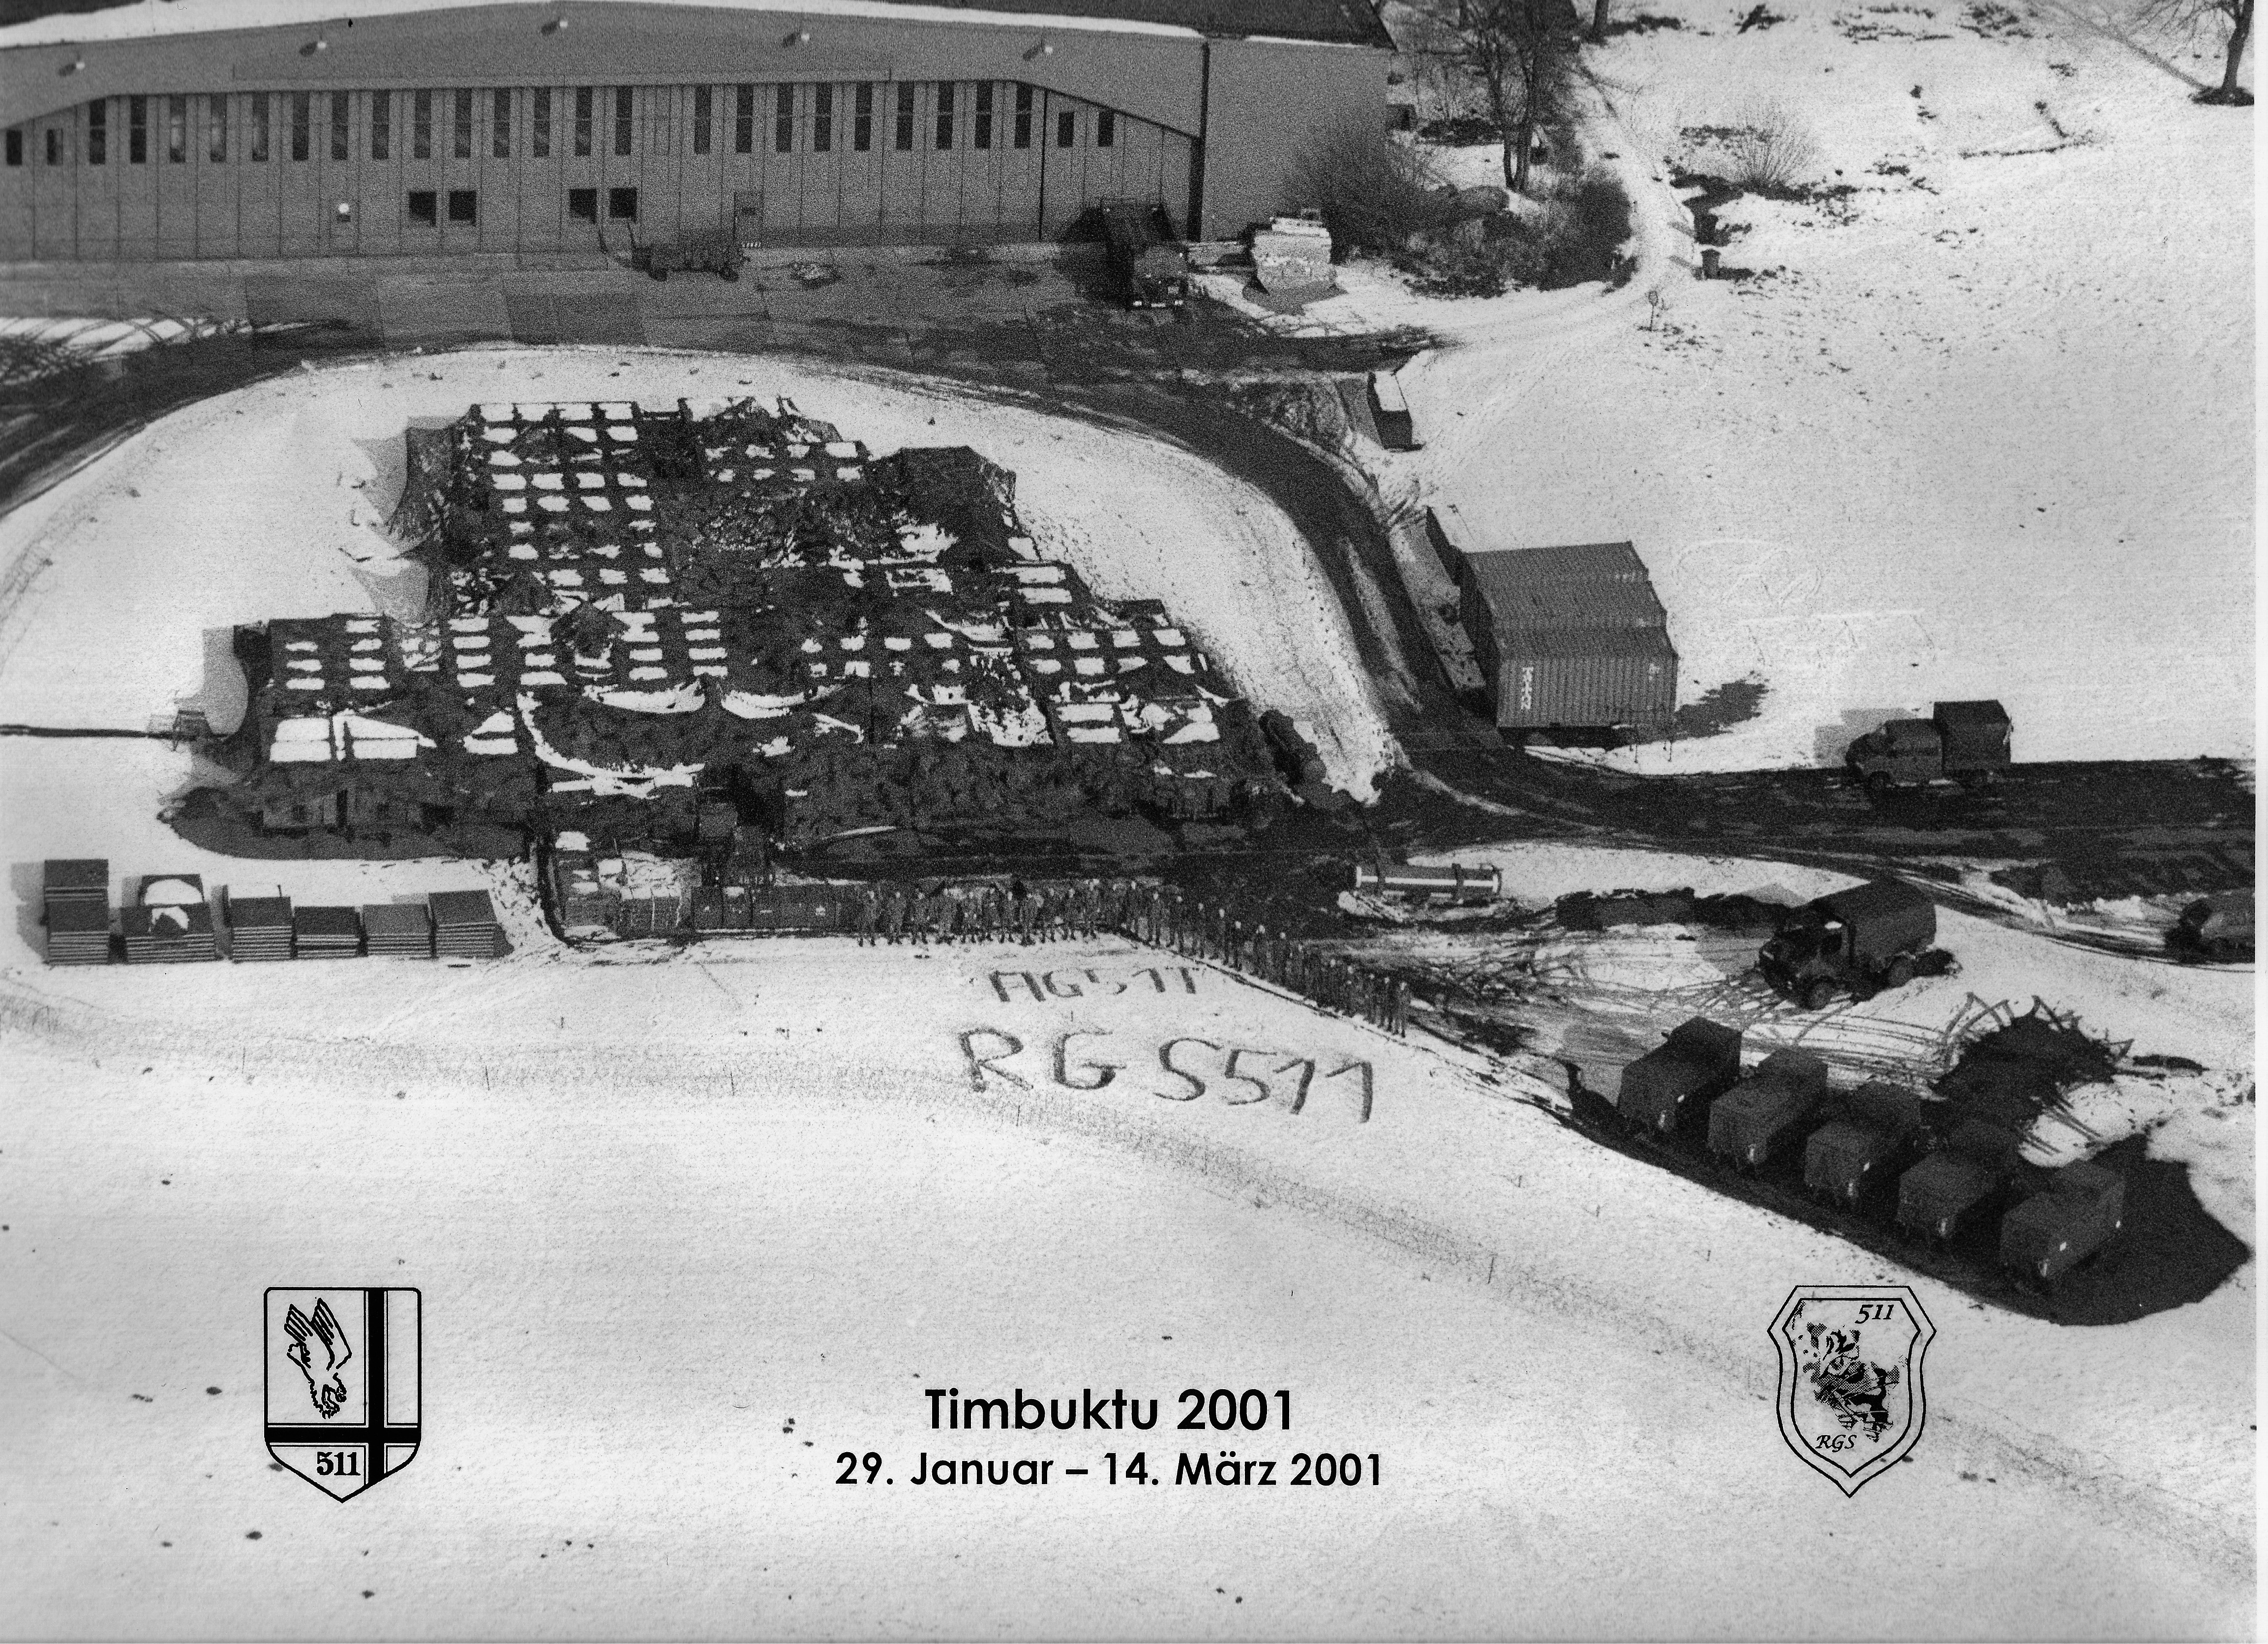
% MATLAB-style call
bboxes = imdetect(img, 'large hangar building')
[0,0,1391,263]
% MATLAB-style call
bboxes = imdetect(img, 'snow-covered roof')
[0,0,1391,52]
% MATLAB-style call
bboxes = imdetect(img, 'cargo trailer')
[1707,1047,1830,1169]
[1803,1082,1927,1205]
[1616,1017,1743,1135]
[1896,1120,2019,1243]
[1999,1160,2123,1283]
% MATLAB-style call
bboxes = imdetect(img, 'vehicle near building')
[1843,700,2012,792]
[1757,877,1941,1010]
[1096,199,1188,308]
[1895,1119,2020,1243]
[1998,1160,2124,1284]
[1615,1016,1744,1136]
[1803,1082,1928,1205]
[1706,1047,1830,1170]
[630,223,742,282]
[2173,888,2254,960]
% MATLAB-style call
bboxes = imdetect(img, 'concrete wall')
[1195,36,1388,239]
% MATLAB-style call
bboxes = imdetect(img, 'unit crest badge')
[264,1288,421,1500]
[1770,1285,1934,1495]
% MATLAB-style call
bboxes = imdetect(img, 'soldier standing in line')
[855,883,879,947]
[881,885,906,945]
[1393,977,1411,1037]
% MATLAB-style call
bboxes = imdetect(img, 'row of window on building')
[3,84,1121,168]
[391,185,642,226]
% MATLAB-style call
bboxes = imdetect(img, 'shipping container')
[1460,541,1653,589]
[1461,573,1666,633]
[1476,625,1678,731]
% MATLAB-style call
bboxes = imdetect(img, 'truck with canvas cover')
[1706,1047,1830,1169]
[1803,1082,1927,1205]
[1896,1119,2020,1243]
[1757,878,1938,1010]
[2174,888,2253,960]
[1615,1017,1743,1136]
[1843,700,2011,791]
[1999,1159,2124,1284]
[1098,201,1189,309]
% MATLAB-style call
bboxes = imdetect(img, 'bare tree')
[1437,0,1586,192]
[2136,0,2254,100]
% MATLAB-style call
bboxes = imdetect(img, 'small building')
[1455,540,1678,733]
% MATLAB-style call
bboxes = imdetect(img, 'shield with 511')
[264,1288,421,1501]
[1770,1285,1934,1495]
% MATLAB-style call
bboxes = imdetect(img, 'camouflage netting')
[190,396,1281,857]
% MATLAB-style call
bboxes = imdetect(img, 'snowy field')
[1,882,2252,1635]
[0,348,1395,796]
[1278,0,2254,773]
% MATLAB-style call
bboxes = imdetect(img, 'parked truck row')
[1604,1020,2123,1287]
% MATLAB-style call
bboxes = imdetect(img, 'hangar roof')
[0,0,1392,51]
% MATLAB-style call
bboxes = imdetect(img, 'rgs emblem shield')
[1770,1285,1934,1495]
[264,1288,421,1500]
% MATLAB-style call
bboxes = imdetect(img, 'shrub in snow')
[1397,165,1634,297]
[1283,116,1456,256]
[1724,97,1822,192]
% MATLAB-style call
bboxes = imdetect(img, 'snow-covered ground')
[0,348,1395,796]
[1,872,2252,1635]
[1271,0,2254,773]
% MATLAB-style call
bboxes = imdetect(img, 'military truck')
[1999,1160,2124,1284]
[1097,200,1190,309]
[2173,888,2254,961]
[1616,1017,1744,1137]
[1895,1120,2020,1244]
[1844,700,2011,792]
[1803,1082,1927,1205]
[1707,1047,1830,1170]
[1757,878,1941,1010]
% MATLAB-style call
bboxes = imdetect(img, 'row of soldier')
[845,876,1413,1037]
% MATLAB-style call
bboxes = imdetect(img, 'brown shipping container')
[1489,626,1677,730]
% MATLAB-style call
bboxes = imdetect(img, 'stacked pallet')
[429,889,508,959]
[224,887,295,962]
[362,902,435,959]
[292,906,363,959]
[43,859,111,966]
[123,876,219,964]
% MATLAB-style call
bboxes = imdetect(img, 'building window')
[88,99,106,166]
[1014,84,1032,149]
[413,91,431,159]
[613,87,632,156]
[453,89,473,159]
[1056,108,1075,149]
[574,86,593,157]
[46,127,62,166]
[167,94,187,163]
[252,95,272,162]
[607,185,638,220]
[407,189,438,224]
[853,83,873,152]
[532,88,551,158]
[812,83,832,153]
[129,94,147,163]
[370,91,389,161]
[448,188,477,223]
[973,82,992,151]
[208,94,228,162]
[734,84,754,153]
[692,85,711,155]
[771,84,791,153]
[290,92,310,161]
[493,89,511,158]
[4,129,20,167]
[1096,109,1115,148]
[331,92,350,162]
[568,186,597,220]
[934,80,954,150]
[894,82,914,151]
